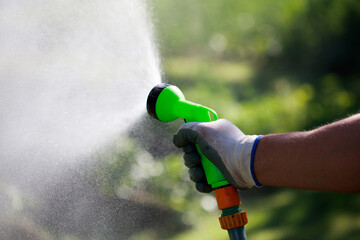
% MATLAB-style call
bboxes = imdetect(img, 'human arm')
[255,114,360,192]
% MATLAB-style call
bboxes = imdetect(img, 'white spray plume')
[0,0,161,182]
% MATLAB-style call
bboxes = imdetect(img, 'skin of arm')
[254,114,360,193]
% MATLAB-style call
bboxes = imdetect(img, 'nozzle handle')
[177,100,228,189]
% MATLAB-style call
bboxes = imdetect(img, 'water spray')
[147,83,248,240]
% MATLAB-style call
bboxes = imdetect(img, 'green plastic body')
[156,85,229,188]
[154,85,247,239]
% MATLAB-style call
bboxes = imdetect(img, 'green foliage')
[147,0,360,239]
[153,0,307,59]
[245,190,360,240]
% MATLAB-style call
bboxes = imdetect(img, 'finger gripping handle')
[197,145,229,188]
[183,103,228,189]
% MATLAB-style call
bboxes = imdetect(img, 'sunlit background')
[0,0,359,240]
[148,0,360,239]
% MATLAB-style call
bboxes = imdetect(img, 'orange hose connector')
[219,211,248,230]
[214,185,240,209]
[214,186,248,230]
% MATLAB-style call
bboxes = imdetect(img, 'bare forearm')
[254,114,360,192]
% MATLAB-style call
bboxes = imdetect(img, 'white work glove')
[173,119,262,192]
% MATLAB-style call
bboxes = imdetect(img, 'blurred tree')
[254,0,360,129]
[149,1,360,239]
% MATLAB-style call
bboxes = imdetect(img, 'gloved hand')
[173,119,262,193]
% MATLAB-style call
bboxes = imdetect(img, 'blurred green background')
[139,0,360,239]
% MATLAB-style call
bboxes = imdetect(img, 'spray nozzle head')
[147,83,169,120]
[147,83,185,122]
[147,83,218,123]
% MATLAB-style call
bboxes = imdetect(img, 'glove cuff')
[250,135,263,187]
[227,135,259,189]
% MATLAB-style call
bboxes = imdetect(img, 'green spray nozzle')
[147,83,218,123]
[147,83,248,240]
[147,83,228,188]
